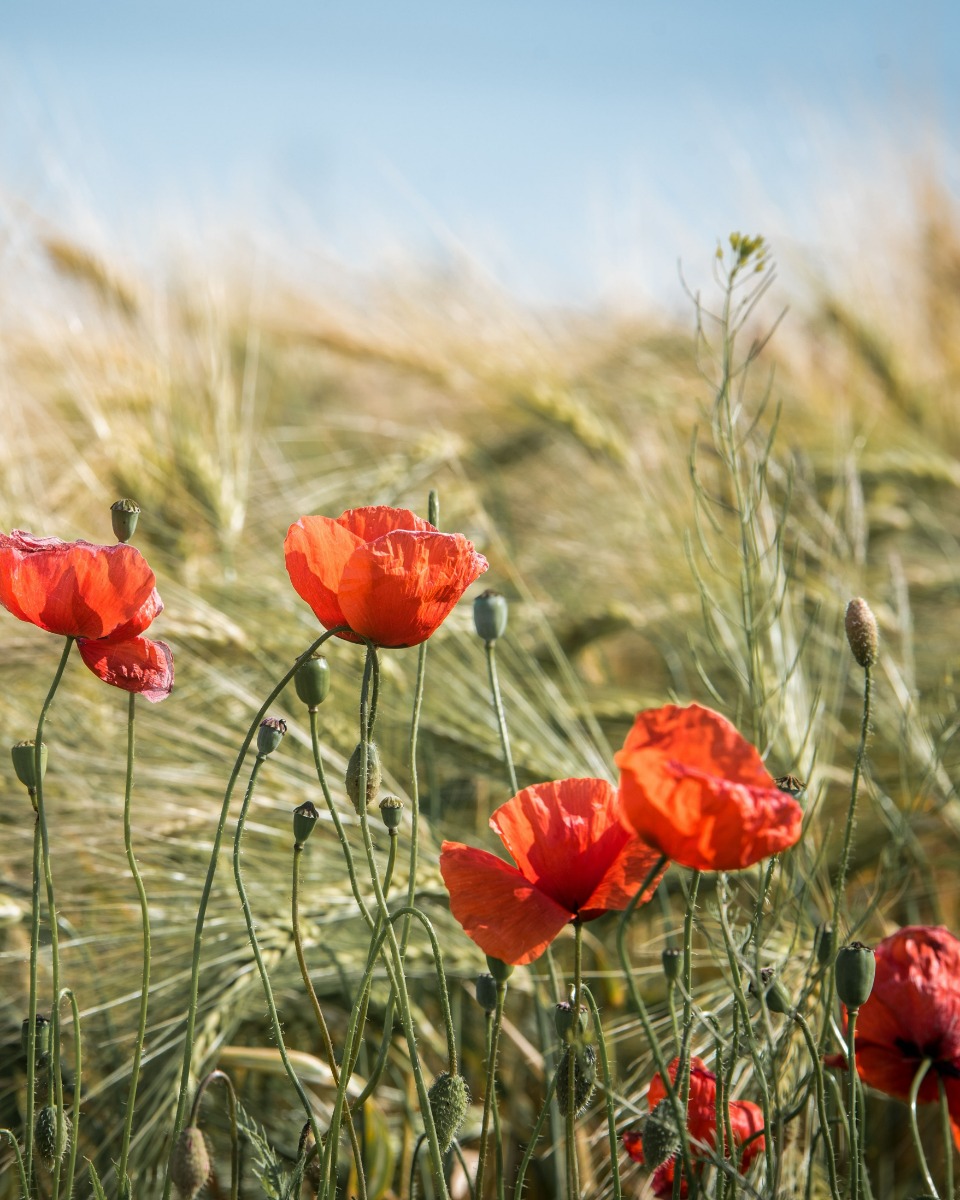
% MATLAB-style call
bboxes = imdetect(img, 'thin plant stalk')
[189,1070,241,1200]
[938,1075,954,1200]
[513,1071,559,1200]
[0,1128,29,1200]
[58,988,81,1200]
[793,1012,841,1200]
[24,816,42,1190]
[475,978,507,1200]
[583,985,621,1200]
[909,1059,939,1199]
[484,640,518,795]
[563,919,585,1200]
[847,1008,863,1200]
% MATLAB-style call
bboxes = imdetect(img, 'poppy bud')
[11,740,47,792]
[379,794,403,830]
[345,742,381,812]
[836,941,876,1009]
[475,973,499,1013]
[294,654,330,709]
[815,923,835,967]
[555,1045,596,1118]
[485,954,514,983]
[21,1013,51,1065]
[765,976,793,1015]
[293,800,319,847]
[34,1106,69,1170]
[427,1071,469,1153]
[845,598,879,668]
[170,1126,211,1200]
[110,498,141,543]
[642,1100,681,1168]
[661,947,682,983]
[473,590,508,644]
[257,717,287,758]
[554,1000,589,1042]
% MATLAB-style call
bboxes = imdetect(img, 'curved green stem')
[24,816,42,1191]
[794,1013,841,1200]
[0,1127,30,1200]
[475,980,506,1200]
[189,1070,241,1200]
[401,635,429,959]
[909,1059,938,1199]
[484,642,518,795]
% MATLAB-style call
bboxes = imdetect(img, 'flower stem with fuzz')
[847,1008,863,1200]
[583,985,622,1200]
[793,1012,841,1200]
[24,818,42,1191]
[0,1128,29,1200]
[484,640,518,795]
[58,989,81,1200]
[475,977,507,1200]
[909,1059,939,1199]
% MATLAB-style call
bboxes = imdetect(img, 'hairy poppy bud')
[475,973,499,1013]
[110,498,141,543]
[11,740,47,792]
[474,590,508,644]
[815,923,835,967]
[661,947,682,983]
[294,654,330,709]
[345,742,380,812]
[293,801,319,847]
[170,1126,211,1200]
[428,1071,469,1153]
[554,1000,589,1042]
[836,941,876,1009]
[555,1045,596,1118]
[485,954,514,983]
[642,1100,681,1168]
[845,598,879,668]
[34,1106,69,1170]
[21,1013,51,1065]
[257,717,287,757]
[379,794,403,830]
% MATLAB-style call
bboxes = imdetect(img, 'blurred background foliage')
[1,184,960,1197]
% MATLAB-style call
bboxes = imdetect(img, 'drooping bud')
[835,942,876,1009]
[642,1100,682,1168]
[11,741,47,792]
[21,1013,51,1065]
[378,795,404,830]
[485,954,514,983]
[815,923,835,967]
[845,598,879,668]
[170,1126,211,1200]
[294,654,330,709]
[428,1071,469,1153]
[554,1000,589,1042]
[661,947,682,983]
[34,1106,69,1170]
[555,1045,596,1118]
[473,590,508,644]
[256,717,287,758]
[475,973,499,1013]
[345,742,381,812]
[110,498,141,543]
[293,801,319,847]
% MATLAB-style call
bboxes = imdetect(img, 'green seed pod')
[427,1071,469,1153]
[836,942,876,1009]
[34,1106,69,1170]
[170,1126,211,1200]
[110,498,141,543]
[475,973,499,1013]
[555,1045,596,1119]
[293,801,319,847]
[485,954,515,983]
[21,1013,51,1065]
[473,590,508,644]
[661,947,682,983]
[379,795,404,830]
[256,717,287,757]
[642,1100,681,1169]
[815,923,835,967]
[845,598,879,668]
[554,1000,589,1042]
[11,740,47,791]
[765,976,793,1015]
[294,654,331,709]
[345,742,381,812]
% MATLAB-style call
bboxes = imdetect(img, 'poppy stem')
[401,634,429,958]
[909,1059,939,1199]
[475,977,507,1200]
[484,640,518,796]
[937,1074,953,1200]
[24,815,42,1193]
[582,985,622,1200]
[0,1128,29,1200]
[117,692,150,1189]
[57,988,81,1200]
[187,1070,240,1200]
[847,1008,861,1200]
[793,1012,842,1200]
[513,1070,559,1199]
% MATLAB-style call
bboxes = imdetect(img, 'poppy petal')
[284,516,362,637]
[581,835,667,920]
[439,840,572,965]
[77,635,174,702]
[338,530,487,648]
[336,506,436,540]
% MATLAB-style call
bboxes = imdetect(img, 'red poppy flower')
[284,506,488,649]
[614,704,803,871]
[846,926,960,1145]
[439,777,665,966]
[622,1056,765,1197]
[0,531,174,702]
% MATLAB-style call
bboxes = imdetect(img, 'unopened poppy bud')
[379,794,403,830]
[170,1126,211,1200]
[485,954,514,983]
[475,973,499,1013]
[428,1071,469,1153]
[555,1045,596,1118]
[294,653,330,709]
[345,741,380,812]
[21,1013,52,1064]
[34,1106,69,1170]
[642,1100,681,1168]
[257,717,287,757]
[474,590,508,643]
[815,923,835,967]
[293,801,319,847]
[11,740,47,791]
[554,1000,589,1042]
[661,947,682,983]
[765,976,793,1015]
[845,598,879,668]
[110,498,141,543]
[836,941,876,1009]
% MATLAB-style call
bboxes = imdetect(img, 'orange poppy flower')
[284,506,488,649]
[614,704,803,871]
[0,531,174,702]
[439,777,665,966]
[622,1056,765,1197]
[846,926,960,1144]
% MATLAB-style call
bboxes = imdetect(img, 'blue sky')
[2,2,956,306]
